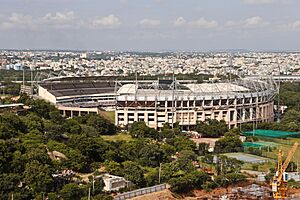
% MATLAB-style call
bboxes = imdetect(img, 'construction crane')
[271,142,298,199]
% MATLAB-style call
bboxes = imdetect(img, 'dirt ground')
[130,186,237,200]
[129,182,300,200]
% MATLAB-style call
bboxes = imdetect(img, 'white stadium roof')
[185,83,249,93]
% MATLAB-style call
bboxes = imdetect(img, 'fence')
[114,183,167,200]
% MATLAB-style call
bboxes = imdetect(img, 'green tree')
[129,121,159,139]
[24,160,54,193]
[214,135,243,153]
[85,114,116,135]
[103,161,122,176]
[177,150,197,173]
[196,119,228,138]
[59,183,86,200]
[122,161,145,187]
[138,143,166,167]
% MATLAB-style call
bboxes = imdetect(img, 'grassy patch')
[99,111,115,123]
[101,133,133,142]
[259,137,300,164]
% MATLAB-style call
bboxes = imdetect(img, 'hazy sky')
[0,0,299,51]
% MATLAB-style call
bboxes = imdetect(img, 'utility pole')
[158,163,162,183]
[88,187,91,200]
[171,67,175,129]
[92,175,95,194]
[277,59,281,123]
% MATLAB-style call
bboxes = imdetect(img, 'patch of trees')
[214,132,243,153]
[196,119,228,138]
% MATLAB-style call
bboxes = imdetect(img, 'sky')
[0,0,299,51]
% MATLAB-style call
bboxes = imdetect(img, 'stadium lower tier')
[115,100,274,130]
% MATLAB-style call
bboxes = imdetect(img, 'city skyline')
[0,0,299,51]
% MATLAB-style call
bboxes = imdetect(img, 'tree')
[177,150,197,173]
[85,114,116,135]
[144,169,159,186]
[103,161,122,176]
[89,176,105,196]
[168,175,193,193]
[215,155,243,175]
[122,161,145,187]
[168,170,209,193]
[196,119,228,138]
[214,135,243,153]
[30,99,57,119]
[197,142,209,156]
[68,135,108,163]
[24,160,54,193]
[170,135,196,151]
[21,113,44,132]
[0,113,26,139]
[44,121,66,141]
[59,183,86,200]
[138,143,166,167]
[160,162,183,182]
[129,121,159,139]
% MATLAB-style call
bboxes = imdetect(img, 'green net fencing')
[243,129,300,138]
[243,141,278,148]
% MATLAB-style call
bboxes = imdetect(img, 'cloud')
[287,20,300,30]
[225,16,267,29]
[41,11,75,24]
[244,16,264,27]
[0,13,35,30]
[91,14,120,28]
[189,18,218,29]
[0,11,77,30]
[241,0,285,5]
[174,17,186,27]
[139,19,161,27]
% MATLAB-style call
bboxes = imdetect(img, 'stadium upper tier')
[38,81,116,106]
[39,82,115,97]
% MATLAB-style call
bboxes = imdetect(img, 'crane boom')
[272,142,298,199]
[277,142,298,184]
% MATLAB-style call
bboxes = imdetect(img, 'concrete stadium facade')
[115,78,278,130]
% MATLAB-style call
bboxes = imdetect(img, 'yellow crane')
[271,142,298,199]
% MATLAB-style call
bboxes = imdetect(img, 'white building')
[101,174,130,192]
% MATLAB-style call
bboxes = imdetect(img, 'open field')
[260,137,300,162]
[101,133,133,142]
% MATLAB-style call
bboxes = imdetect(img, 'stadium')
[115,78,277,129]
[37,76,278,130]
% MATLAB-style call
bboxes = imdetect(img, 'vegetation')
[0,94,249,198]
[196,119,228,138]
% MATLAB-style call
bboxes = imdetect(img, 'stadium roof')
[186,83,249,93]
[243,129,300,138]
